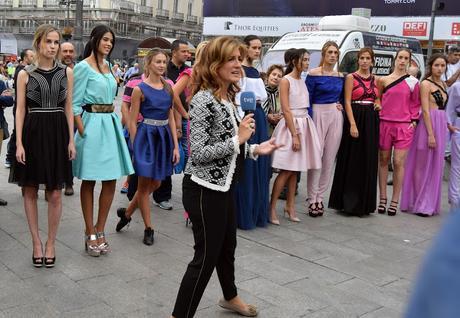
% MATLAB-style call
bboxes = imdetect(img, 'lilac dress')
[271,75,321,171]
[401,79,448,216]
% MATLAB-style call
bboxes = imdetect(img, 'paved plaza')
[0,97,450,317]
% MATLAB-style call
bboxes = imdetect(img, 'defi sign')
[403,22,428,36]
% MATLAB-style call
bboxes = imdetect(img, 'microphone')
[240,91,256,116]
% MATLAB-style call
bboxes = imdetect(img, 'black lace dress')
[9,64,72,190]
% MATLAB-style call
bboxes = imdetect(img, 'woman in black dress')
[11,24,75,267]
[329,47,380,215]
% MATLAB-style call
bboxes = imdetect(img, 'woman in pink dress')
[401,53,449,216]
[378,48,421,216]
[269,48,321,224]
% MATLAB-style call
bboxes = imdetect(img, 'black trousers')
[152,175,172,203]
[172,175,238,318]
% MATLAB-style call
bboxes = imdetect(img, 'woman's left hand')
[254,138,282,156]
[68,142,76,160]
[336,103,343,111]
[172,147,180,165]
[428,135,436,149]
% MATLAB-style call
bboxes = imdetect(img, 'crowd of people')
[0,22,460,317]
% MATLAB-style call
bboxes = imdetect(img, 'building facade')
[0,0,203,60]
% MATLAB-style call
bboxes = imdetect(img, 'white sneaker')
[156,200,173,210]
[4,161,10,168]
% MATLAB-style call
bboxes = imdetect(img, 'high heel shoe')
[95,229,110,255]
[32,243,43,268]
[317,202,324,216]
[377,198,387,214]
[116,208,131,232]
[269,218,280,226]
[44,241,56,268]
[284,209,300,222]
[387,200,398,216]
[85,234,100,257]
[308,203,318,217]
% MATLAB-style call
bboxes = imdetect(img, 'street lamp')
[427,0,445,59]
[59,0,77,27]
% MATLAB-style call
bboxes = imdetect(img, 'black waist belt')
[82,104,114,113]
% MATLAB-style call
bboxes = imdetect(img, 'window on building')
[187,0,193,16]
[173,0,178,13]
[157,0,163,9]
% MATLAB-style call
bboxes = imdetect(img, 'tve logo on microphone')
[240,91,256,115]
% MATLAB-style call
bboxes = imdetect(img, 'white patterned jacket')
[185,89,257,192]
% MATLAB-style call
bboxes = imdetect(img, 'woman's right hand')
[292,134,300,152]
[78,127,85,137]
[16,144,26,164]
[238,114,255,144]
[350,124,359,138]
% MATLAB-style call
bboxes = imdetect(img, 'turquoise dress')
[72,60,134,180]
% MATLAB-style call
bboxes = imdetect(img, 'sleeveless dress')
[72,60,134,181]
[133,82,174,180]
[401,80,448,216]
[329,73,380,215]
[271,75,321,171]
[9,64,72,190]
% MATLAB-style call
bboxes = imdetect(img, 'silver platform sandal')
[95,230,110,255]
[85,234,101,257]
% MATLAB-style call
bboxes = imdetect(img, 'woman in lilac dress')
[401,53,449,216]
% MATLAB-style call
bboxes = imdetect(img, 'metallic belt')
[351,101,375,106]
[143,118,169,126]
[28,107,64,113]
[82,104,114,113]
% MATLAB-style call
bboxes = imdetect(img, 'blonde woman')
[10,24,75,267]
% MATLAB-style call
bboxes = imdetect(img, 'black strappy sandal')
[377,198,387,214]
[388,200,398,216]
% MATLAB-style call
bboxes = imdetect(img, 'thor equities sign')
[204,0,460,17]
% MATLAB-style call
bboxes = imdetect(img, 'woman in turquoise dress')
[73,25,134,257]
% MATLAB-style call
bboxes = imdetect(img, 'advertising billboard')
[204,0,460,17]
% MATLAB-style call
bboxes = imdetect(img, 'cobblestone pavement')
[0,96,449,317]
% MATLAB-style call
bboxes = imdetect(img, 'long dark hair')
[423,53,448,81]
[285,48,308,74]
[391,48,412,73]
[83,25,116,74]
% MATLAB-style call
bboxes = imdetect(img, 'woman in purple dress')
[401,53,449,216]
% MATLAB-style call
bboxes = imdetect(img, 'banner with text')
[204,0,460,17]
[203,16,460,40]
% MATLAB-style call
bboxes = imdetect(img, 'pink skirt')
[271,116,322,171]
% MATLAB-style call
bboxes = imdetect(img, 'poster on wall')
[203,0,460,17]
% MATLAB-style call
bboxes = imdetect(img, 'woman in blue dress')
[234,35,270,230]
[115,49,179,245]
[73,25,134,257]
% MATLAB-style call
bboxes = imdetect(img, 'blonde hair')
[32,24,62,64]
[143,48,172,95]
[194,41,209,65]
[319,41,339,67]
[191,36,246,102]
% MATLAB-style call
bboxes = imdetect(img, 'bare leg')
[45,189,62,258]
[95,180,116,236]
[285,173,298,218]
[137,177,161,229]
[379,150,391,200]
[23,186,42,257]
[391,149,409,204]
[125,191,139,218]
[269,170,294,222]
[80,180,96,236]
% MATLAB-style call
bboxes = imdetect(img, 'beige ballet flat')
[218,299,258,317]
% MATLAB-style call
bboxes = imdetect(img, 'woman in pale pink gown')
[269,49,321,224]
